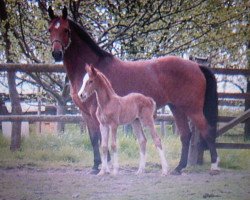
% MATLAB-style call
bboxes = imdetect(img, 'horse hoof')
[170,169,182,175]
[90,168,100,175]
[209,170,220,176]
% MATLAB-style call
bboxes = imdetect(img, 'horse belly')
[118,104,138,125]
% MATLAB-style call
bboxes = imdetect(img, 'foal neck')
[95,75,116,109]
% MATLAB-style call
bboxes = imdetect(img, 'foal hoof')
[136,169,145,175]
[209,170,220,176]
[170,169,182,175]
[97,170,106,176]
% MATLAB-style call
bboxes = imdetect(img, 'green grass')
[0,123,250,171]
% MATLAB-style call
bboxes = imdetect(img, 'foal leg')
[141,117,168,175]
[131,119,147,175]
[84,114,111,174]
[110,124,119,175]
[189,112,220,174]
[98,124,110,176]
[170,106,192,175]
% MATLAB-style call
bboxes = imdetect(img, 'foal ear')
[62,6,68,19]
[48,6,56,20]
[85,65,97,77]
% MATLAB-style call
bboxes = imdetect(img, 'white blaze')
[78,74,89,98]
[55,22,61,29]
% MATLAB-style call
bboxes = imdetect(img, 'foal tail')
[148,97,157,118]
[199,66,218,138]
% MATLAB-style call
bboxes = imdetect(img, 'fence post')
[36,86,42,134]
[160,107,167,136]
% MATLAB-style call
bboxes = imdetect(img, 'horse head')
[48,6,71,62]
[78,65,98,102]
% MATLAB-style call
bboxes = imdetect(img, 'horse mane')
[68,20,112,58]
[96,69,115,94]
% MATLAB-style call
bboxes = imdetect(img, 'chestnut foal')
[78,65,168,176]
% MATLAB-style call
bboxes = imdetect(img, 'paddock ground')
[0,166,249,200]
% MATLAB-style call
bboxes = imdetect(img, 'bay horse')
[48,6,220,175]
[78,65,168,176]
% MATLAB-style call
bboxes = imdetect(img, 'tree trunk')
[7,71,22,151]
[1,0,22,150]
[56,101,66,133]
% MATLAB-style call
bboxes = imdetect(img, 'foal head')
[48,6,71,62]
[78,65,100,102]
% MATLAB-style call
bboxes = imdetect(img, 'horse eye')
[64,29,70,34]
[88,80,93,84]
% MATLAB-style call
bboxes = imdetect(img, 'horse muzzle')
[52,50,63,62]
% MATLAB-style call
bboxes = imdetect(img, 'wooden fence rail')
[0,114,238,123]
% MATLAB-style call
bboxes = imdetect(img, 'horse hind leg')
[140,116,168,175]
[131,119,147,175]
[189,112,220,174]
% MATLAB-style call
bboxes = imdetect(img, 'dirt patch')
[0,167,249,200]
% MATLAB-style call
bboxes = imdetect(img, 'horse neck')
[95,76,116,109]
[63,32,101,90]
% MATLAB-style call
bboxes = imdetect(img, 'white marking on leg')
[98,124,110,176]
[136,151,146,175]
[78,74,89,98]
[211,156,220,171]
[157,147,168,175]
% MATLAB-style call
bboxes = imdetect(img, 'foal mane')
[68,20,112,58]
[96,69,115,95]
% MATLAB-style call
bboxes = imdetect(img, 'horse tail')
[199,66,218,137]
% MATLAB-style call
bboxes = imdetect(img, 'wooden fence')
[1,63,250,154]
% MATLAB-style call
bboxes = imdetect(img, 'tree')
[0,0,249,137]
[0,0,22,151]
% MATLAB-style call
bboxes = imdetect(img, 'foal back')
[116,93,156,125]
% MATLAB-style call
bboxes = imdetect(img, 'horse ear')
[48,6,56,20]
[62,6,68,19]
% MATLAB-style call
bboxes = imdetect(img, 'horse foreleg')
[170,106,191,175]
[85,115,111,174]
[110,125,119,175]
[98,124,110,176]
[132,120,147,175]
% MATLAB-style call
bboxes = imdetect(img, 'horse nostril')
[52,50,63,62]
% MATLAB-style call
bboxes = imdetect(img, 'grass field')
[0,123,250,171]
[1,123,250,200]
